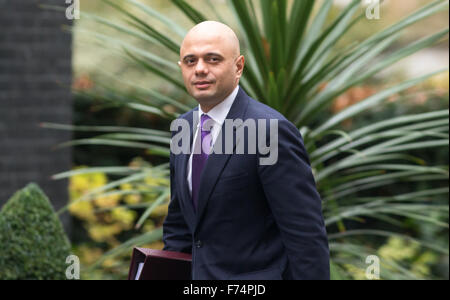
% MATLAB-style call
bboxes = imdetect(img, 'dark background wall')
[0,0,73,230]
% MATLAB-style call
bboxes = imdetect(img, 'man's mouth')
[194,81,213,89]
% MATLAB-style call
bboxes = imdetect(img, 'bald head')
[178,21,245,112]
[181,21,240,59]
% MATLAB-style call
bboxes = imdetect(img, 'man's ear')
[236,55,245,77]
[178,61,182,68]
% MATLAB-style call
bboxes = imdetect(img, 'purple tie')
[192,114,212,211]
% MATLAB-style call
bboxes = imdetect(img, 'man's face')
[179,33,244,107]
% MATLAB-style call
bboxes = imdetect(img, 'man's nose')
[195,59,208,75]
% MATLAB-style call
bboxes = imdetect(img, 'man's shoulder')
[245,96,288,122]
[244,95,301,138]
[245,95,298,134]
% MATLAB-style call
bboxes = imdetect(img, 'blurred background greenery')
[43,0,449,280]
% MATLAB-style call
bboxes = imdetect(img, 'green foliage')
[0,183,71,280]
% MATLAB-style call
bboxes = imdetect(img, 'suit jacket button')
[195,240,203,248]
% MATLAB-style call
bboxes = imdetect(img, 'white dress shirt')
[187,85,240,196]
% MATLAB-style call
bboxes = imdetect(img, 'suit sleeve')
[257,119,330,280]
[162,151,192,254]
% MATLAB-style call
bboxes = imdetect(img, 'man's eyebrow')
[182,53,224,61]
[182,54,196,61]
[204,52,223,57]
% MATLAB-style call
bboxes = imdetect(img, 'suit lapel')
[194,87,249,232]
[176,108,197,230]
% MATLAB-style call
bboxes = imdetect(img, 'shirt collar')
[198,85,240,126]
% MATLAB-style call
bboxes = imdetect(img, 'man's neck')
[200,103,217,114]
[199,85,239,113]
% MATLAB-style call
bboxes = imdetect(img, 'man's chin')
[193,90,216,101]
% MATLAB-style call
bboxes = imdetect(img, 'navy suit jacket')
[163,87,330,280]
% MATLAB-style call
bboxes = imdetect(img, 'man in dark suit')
[163,21,330,280]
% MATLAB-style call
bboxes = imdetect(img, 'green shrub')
[0,183,71,280]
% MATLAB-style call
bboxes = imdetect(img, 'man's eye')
[209,57,219,62]
[185,59,196,65]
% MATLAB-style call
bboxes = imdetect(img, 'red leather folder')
[128,248,192,280]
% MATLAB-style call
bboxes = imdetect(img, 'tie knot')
[201,114,212,132]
